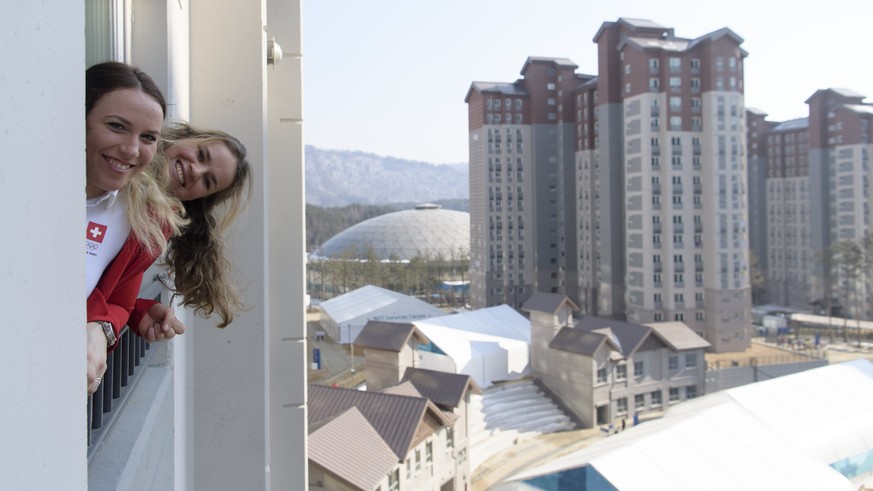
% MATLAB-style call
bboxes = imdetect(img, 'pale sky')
[303,0,872,164]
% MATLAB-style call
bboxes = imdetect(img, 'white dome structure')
[313,204,470,261]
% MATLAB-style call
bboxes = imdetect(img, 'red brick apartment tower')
[806,89,873,319]
[591,18,751,352]
[466,58,583,310]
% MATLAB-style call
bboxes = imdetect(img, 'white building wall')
[1,2,87,490]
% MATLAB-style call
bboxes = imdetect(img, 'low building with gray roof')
[527,295,710,428]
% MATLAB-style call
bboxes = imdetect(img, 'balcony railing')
[87,325,154,458]
[87,280,162,460]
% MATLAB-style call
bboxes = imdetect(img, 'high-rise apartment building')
[467,18,753,353]
[465,58,590,310]
[749,89,873,319]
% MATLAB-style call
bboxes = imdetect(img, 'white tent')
[319,285,446,343]
[503,359,873,490]
[413,305,530,388]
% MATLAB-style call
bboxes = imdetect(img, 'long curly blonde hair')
[160,122,253,327]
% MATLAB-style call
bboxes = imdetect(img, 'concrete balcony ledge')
[88,343,175,491]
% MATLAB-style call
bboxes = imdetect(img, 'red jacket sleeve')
[87,236,160,351]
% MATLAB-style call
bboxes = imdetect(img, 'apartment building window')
[690,58,700,70]
[674,293,684,302]
[634,360,644,377]
[691,97,701,109]
[406,459,411,479]
[675,313,685,321]
[670,116,682,130]
[616,364,627,381]
[691,117,701,130]
[635,393,645,409]
[696,312,704,321]
[686,386,698,399]
[649,78,659,90]
[670,96,681,111]
[669,57,681,71]
[669,77,681,89]
[426,441,433,464]
[653,272,661,284]
[389,469,400,491]
[651,390,662,407]
[447,428,454,450]
[494,99,502,110]
[597,367,608,384]
[686,353,697,368]
[625,64,631,74]
[649,58,659,71]
[652,156,660,168]
[415,449,421,471]
[654,312,663,321]
[669,388,680,403]
[617,397,628,415]
[690,78,701,90]
[668,355,678,370]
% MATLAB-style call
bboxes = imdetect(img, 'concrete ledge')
[88,358,174,491]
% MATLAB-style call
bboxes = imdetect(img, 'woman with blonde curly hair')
[130,121,253,340]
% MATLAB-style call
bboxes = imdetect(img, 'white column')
[190,0,269,488]
[189,0,307,489]
[0,1,87,490]
[266,0,308,488]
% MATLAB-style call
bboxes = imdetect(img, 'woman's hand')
[86,322,108,395]
[136,303,186,343]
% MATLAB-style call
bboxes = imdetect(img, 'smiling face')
[85,88,163,199]
[164,140,237,201]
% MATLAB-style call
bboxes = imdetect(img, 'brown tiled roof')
[402,367,482,409]
[646,321,711,351]
[308,384,451,459]
[354,320,427,352]
[522,292,580,314]
[575,316,651,357]
[381,380,423,398]
[549,327,609,355]
[309,407,397,491]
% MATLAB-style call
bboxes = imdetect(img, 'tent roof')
[507,360,873,490]
[413,305,531,387]
[319,285,444,325]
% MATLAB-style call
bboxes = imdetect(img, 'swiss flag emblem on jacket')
[87,222,108,243]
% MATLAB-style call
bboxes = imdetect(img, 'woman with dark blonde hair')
[85,62,188,393]
[130,122,253,340]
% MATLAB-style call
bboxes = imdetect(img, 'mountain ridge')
[305,145,469,207]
